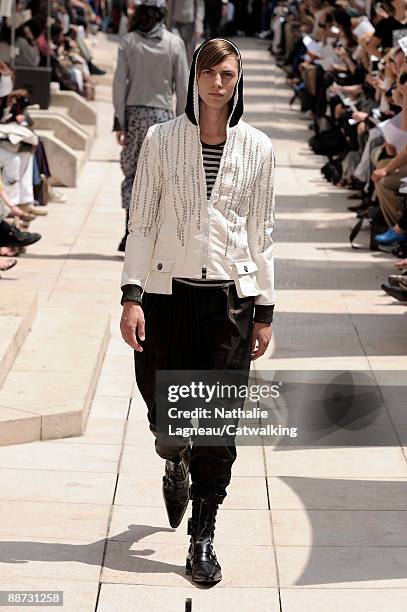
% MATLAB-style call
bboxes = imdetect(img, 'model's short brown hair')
[196,39,240,77]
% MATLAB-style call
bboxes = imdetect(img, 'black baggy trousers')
[134,279,254,502]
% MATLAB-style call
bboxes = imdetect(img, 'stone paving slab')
[0,537,105,582]
[102,541,278,588]
[0,441,121,472]
[97,584,281,612]
[280,589,407,612]
[0,467,117,504]
[0,578,99,612]
[114,471,269,510]
[90,394,130,420]
[119,442,162,476]
[57,417,125,445]
[109,505,273,547]
[267,476,407,510]
[0,499,110,541]
[276,546,407,588]
[272,509,407,546]
[264,446,407,478]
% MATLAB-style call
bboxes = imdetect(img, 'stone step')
[31,111,92,154]
[35,130,86,188]
[0,306,110,446]
[50,91,97,127]
[94,73,114,87]
[0,288,37,391]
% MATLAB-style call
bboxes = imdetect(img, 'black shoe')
[118,235,127,252]
[388,272,407,287]
[348,201,370,213]
[0,220,41,248]
[381,283,407,302]
[186,495,222,585]
[88,61,106,75]
[162,445,191,528]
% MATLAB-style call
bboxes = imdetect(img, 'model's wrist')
[121,284,143,306]
[122,300,142,308]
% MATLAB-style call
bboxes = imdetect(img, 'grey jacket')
[167,0,205,31]
[112,27,189,132]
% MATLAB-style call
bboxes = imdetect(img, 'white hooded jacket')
[121,39,276,307]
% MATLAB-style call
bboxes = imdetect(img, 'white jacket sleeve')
[247,144,276,306]
[121,125,162,290]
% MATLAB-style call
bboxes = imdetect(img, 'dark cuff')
[121,284,143,306]
[254,304,274,324]
[113,116,122,132]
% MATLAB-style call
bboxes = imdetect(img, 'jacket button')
[157,263,163,270]
[244,265,248,272]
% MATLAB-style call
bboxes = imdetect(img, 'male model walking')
[120,38,276,585]
[166,0,205,64]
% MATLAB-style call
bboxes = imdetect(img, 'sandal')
[0,257,17,272]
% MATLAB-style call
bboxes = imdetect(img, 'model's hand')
[120,302,145,352]
[251,323,273,360]
[115,131,127,146]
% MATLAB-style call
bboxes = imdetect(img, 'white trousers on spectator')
[272,17,282,54]
[353,127,382,184]
[0,148,34,205]
[0,200,7,222]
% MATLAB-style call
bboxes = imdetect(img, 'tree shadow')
[271,476,407,586]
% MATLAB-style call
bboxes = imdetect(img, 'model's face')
[197,56,240,110]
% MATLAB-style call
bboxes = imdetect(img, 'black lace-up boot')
[162,445,191,528]
[186,495,222,584]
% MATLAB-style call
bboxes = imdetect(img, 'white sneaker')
[48,189,67,203]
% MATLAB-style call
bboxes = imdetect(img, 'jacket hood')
[185,38,244,128]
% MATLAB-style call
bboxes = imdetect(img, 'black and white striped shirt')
[201,141,225,199]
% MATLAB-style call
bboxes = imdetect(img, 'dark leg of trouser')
[134,281,254,502]
[204,0,222,38]
[125,209,129,237]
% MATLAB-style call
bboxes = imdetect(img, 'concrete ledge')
[0,407,41,445]
[47,106,97,140]
[0,288,37,390]
[50,91,97,127]
[31,111,91,153]
[0,307,110,445]
[36,130,85,187]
